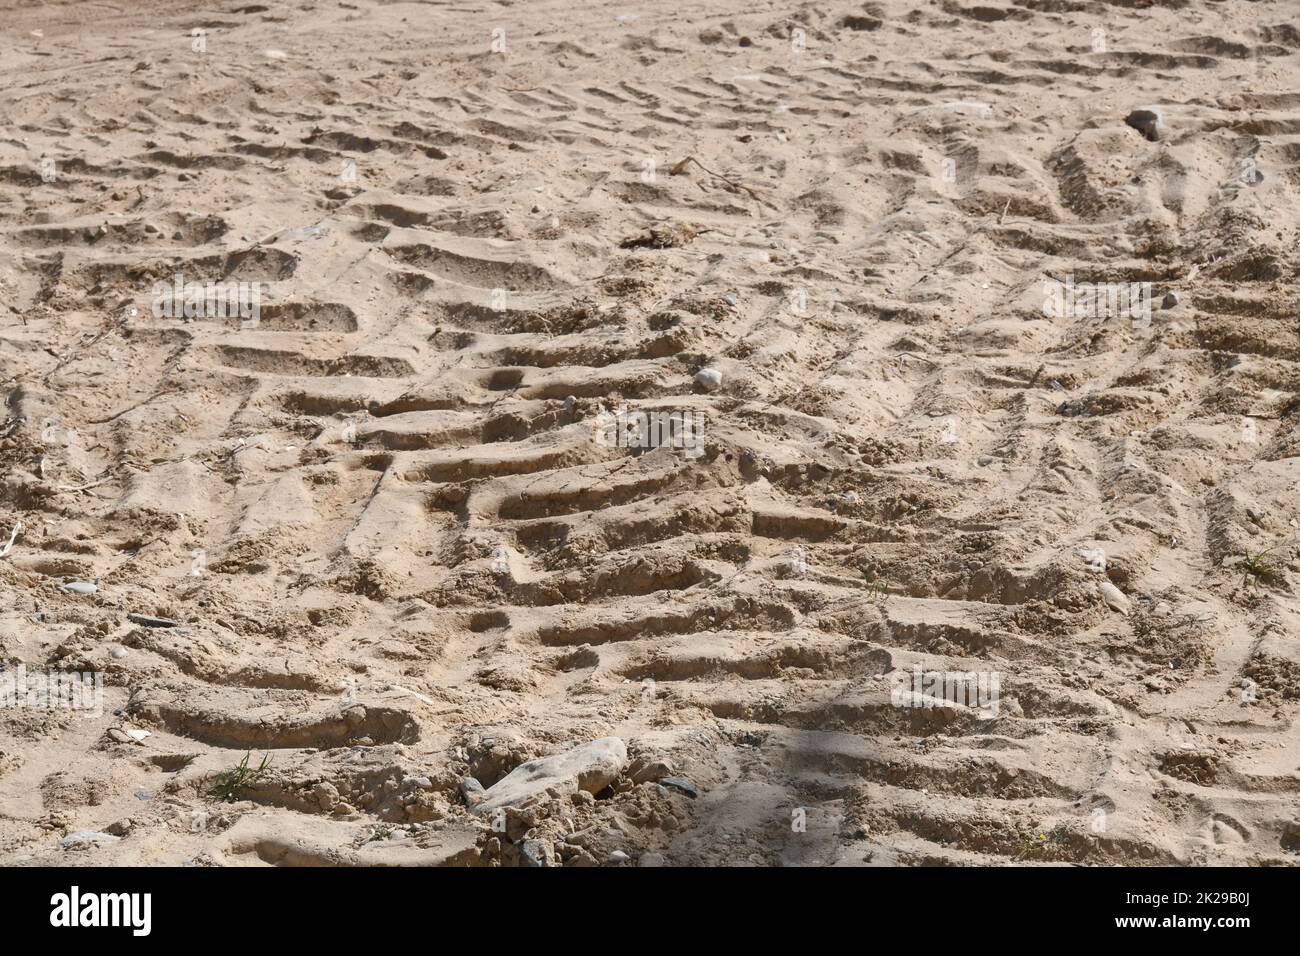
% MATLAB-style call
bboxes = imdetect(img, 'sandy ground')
[1,0,1299,867]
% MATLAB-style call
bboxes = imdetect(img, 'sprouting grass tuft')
[865,579,890,606]
[1237,548,1282,590]
[1014,824,1070,861]
[206,751,271,803]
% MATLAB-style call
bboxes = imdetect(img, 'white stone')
[1098,580,1129,614]
[695,367,723,390]
[473,737,627,814]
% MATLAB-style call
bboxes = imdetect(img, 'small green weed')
[206,751,271,803]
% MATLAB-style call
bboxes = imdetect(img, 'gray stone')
[659,777,700,798]
[520,838,551,867]
[127,613,178,628]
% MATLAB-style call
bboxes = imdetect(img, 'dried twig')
[896,351,938,368]
[55,475,112,493]
[670,155,773,208]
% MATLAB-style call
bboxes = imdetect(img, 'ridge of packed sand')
[2,0,1299,866]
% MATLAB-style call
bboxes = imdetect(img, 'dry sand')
[1,0,1299,867]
